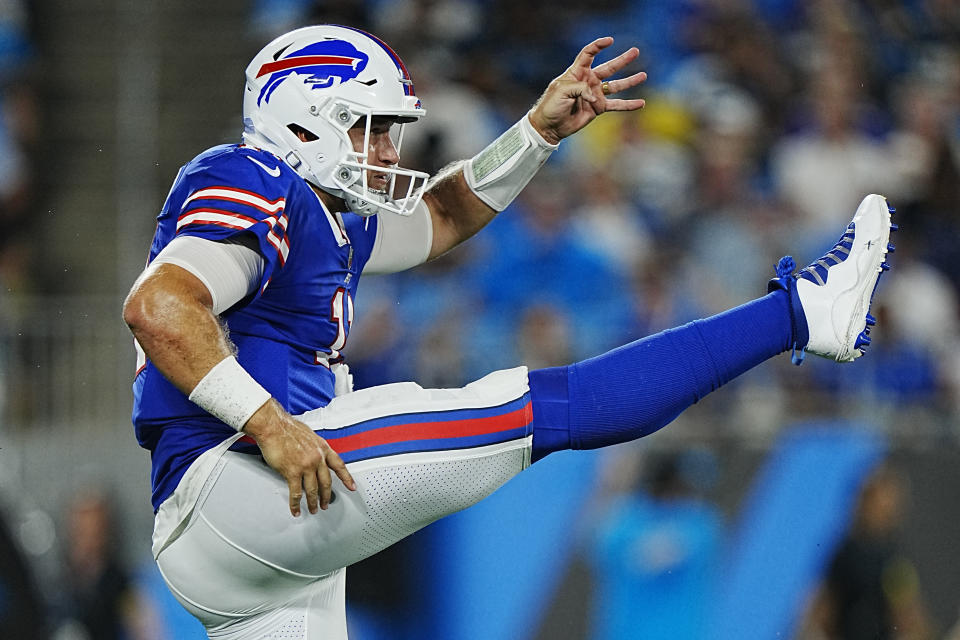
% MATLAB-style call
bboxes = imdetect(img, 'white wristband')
[188,356,271,431]
[464,112,559,212]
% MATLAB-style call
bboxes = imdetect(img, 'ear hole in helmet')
[287,124,319,142]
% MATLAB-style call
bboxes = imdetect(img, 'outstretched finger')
[325,445,356,492]
[600,71,647,96]
[593,47,640,80]
[602,97,647,112]
[571,36,614,71]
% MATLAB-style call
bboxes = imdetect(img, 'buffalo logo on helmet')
[256,39,370,105]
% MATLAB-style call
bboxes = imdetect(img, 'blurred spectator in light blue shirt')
[586,450,723,640]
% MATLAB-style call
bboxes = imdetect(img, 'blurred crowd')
[0,0,34,294]
[0,0,35,426]
[246,2,960,638]
[0,0,958,638]
[246,0,960,440]
[0,1,954,431]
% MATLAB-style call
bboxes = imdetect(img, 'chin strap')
[342,186,387,217]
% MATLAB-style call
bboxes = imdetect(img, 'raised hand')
[528,37,647,145]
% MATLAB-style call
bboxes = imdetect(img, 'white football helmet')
[242,25,429,216]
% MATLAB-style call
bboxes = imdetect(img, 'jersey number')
[322,287,354,363]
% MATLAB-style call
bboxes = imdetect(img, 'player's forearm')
[423,161,497,260]
[122,264,235,394]
[126,262,276,434]
[128,305,233,395]
[423,111,560,259]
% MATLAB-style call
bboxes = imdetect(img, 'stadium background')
[0,0,958,638]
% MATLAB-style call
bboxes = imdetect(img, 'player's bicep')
[151,235,265,314]
[362,199,433,275]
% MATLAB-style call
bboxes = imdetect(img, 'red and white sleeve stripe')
[178,186,291,265]
[183,186,286,214]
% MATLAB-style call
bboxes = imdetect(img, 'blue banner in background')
[414,423,885,640]
[143,424,886,639]
[709,423,887,639]
[426,448,602,640]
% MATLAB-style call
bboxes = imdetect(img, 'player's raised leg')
[529,194,895,460]
[156,194,893,639]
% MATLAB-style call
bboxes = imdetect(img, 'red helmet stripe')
[257,55,360,78]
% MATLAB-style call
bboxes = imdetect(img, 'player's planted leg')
[529,194,895,460]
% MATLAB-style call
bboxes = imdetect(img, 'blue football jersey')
[132,144,379,510]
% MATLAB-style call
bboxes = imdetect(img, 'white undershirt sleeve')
[363,198,433,275]
[151,235,265,314]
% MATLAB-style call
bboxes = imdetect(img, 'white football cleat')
[769,194,895,364]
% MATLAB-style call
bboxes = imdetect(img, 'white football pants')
[154,367,533,639]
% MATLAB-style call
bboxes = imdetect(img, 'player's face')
[349,116,400,194]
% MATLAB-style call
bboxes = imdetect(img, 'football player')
[122,25,894,639]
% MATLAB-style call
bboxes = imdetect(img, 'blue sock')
[529,290,794,461]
